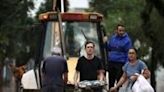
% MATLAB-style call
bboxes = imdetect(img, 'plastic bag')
[21,69,38,89]
[132,75,154,92]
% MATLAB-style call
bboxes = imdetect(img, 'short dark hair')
[129,47,138,54]
[116,24,125,29]
[84,40,95,48]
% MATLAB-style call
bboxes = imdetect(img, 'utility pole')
[52,0,66,58]
[53,0,65,12]
[53,0,57,11]
[61,0,64,13]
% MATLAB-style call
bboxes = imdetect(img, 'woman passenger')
[110,47,151,92]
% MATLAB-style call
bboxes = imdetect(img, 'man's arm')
[63,72,68,84]
[110,72,128,92]
[97,57,105,81]
[74,71,80,86]
[97,69,105,81]
[63,59,68,84]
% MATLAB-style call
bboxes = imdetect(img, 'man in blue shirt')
[42,47,68,92]
[107,24,132,90]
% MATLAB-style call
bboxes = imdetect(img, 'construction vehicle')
[21,11,107,91]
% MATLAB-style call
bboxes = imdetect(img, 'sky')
[28,0,45,17]
[29,0,89,17]
[69,0,89,9]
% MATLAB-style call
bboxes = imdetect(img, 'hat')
[51,47,62,55]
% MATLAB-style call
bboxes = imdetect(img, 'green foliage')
[36,0,69,18]
[0,0,35,65]
[142,6,164,66]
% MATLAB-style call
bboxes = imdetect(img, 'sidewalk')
[2,76,16,92]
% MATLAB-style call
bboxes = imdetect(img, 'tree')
[0,0,35,65]
[141,0,164,90]
[36,0,69,16]
[0,0,36,91]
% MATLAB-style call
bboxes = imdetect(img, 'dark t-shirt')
[42,55,68,87]
[76,56,104,81]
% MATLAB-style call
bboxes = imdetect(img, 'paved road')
[156,66,164,92]
[2,76,16,92]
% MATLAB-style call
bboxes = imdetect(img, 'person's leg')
[115,63,124,91]
[116,63,124,83]
[41,86,52,92]
[108,62,117,90]
[55,86,64,92]
[42,85,64,92]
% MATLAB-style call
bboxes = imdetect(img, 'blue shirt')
[107,33,132,63]
[123,60,147,79]
[42,55,68,87]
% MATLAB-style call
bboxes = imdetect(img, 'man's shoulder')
[92,56,102,64]
[45,55,66,61]
[124,33,131,40]
[78,56,86,61]
[93,56,101,60]
[110,34,117,39]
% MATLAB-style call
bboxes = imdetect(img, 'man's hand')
[63,73,68,84]
[103,36,108,43]
[109,86,117,92]
[74,82,79,89]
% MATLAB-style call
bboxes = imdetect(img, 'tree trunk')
[150,47,157,91]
